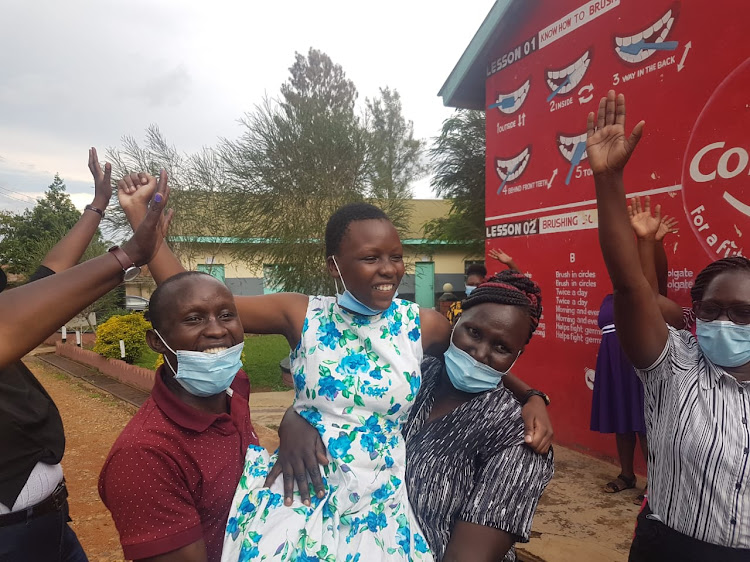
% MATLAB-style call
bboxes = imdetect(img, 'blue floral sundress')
[222,296,433,562]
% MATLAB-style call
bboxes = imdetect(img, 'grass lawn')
[133,334,291,393]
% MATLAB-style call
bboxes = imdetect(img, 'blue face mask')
[154,330,244,397]
[444,321,520,393]
[330,255,392,316]
[696,319,750,368]
[465,285,476,296]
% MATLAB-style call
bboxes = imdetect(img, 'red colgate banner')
[483,0,749,465]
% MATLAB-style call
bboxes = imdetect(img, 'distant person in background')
[592,197,681,504]
[447,249,521,325]
[590,291,647,500]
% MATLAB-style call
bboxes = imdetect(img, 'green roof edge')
[438,0,514,109]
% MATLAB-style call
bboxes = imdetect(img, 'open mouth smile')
[496,147,531,194]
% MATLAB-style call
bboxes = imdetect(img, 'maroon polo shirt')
[99,367,259,562]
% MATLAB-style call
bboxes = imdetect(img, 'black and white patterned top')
[637,327,750,548]
[404,356,554,561]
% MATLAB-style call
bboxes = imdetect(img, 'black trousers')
[629,502,750,562]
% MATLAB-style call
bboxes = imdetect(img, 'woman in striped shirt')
[589,90,750,561]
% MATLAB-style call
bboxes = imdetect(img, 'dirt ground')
[28,355,640,562]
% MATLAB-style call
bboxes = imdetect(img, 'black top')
[0,265,65,507]
[404,356,554,562]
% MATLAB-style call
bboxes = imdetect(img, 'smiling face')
[453,302,530,375]
[327,218,405,311]
[147,275,244,367]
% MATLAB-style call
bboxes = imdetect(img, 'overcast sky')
[0,0,494,214]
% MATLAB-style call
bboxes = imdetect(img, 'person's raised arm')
[118,173,186,283]
[117,173,307,344]
[587,91,667,368]
[0,174,172,369]
[629,197,685,329]
[654,215,678,297]
[40,148,112,273]
[489,248,520,272]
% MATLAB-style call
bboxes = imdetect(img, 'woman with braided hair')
[589,90,750,560]
[403,270,553,562]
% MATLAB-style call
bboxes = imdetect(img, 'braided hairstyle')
[690,256,750,303]
[462,270,543,343]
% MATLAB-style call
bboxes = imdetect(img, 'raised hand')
[489,248,513,265]
[118,172,158,222]
[121,170,173,266]
[628,196,661,240]
[656,215,679,241]
[88,147,112,209]
[586,90,644,176]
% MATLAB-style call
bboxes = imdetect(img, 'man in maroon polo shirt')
[99,272,259,562]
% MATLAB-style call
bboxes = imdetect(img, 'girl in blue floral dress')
[220,203,450,561]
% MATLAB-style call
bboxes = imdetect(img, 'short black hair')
[466,263,487,278]
[325,203,390,257]
[690,256,750,303]
[146,271,215,331]
[462,270,543,343]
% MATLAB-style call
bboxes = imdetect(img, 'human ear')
[146,329,167,354]
[326,256,340,279]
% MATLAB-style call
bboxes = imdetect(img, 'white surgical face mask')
[154,330,243,397]
[330,255,390,316]
[444,319,519,393]
[696,319,750,368]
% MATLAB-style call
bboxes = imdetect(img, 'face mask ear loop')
[450,317,462,346]
[331,256,349,294]
[154,329,178,377]
[504,350,521,375]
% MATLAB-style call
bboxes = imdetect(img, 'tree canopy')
[423,110,486,255]
[0,174,124,325]
[107,48,426,295]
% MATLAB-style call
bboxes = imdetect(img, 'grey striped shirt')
[637,327,750,547]
[404,356,554,561]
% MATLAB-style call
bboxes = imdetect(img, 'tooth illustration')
[615,8,677,63]
[545,50,592,98]
[490,78,531,114]
[496,147,531,183]
[557,132,589,163]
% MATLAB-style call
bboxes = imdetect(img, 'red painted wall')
[483,0,750,467]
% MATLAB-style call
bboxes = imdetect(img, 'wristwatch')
[521,389,550,406]
[108,246,141,281]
